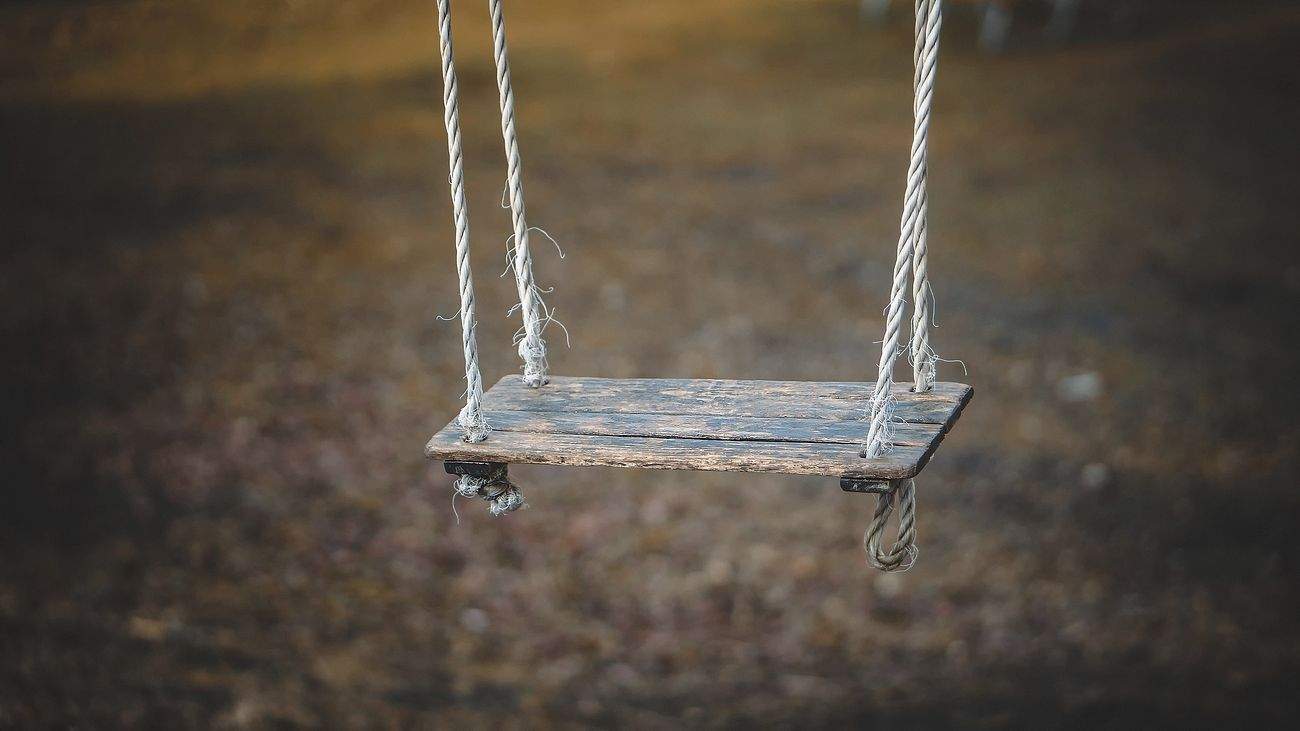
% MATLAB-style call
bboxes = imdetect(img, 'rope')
[864,479,918,571]
[864,0,943,460]
[488,0,549,388]
[453,464,525,516]
[862,0,943,572]
[908,0,939,392]
[435,0,489,443]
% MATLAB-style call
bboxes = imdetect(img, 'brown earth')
[2,0,1298,727]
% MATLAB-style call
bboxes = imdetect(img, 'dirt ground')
[2,0,1298,727]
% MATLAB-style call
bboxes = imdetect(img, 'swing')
[425,0,970,571]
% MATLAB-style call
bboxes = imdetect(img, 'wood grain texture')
[426,429,926,478]
[483,377,968,424]
[481,410,942,446]
[426,376,973,479]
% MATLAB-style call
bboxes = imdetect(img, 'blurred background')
[2,0,1297,726]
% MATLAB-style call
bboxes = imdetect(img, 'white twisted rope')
[488,0,549,388]
[862,0,943,572]
[908,0,939,393]
[435,0,489,443]
[864,0,943,460]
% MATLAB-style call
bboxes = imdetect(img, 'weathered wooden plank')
[482,409,941,446]
[426,427,928,479]
[486,377,968,406]
[482,376,970,425]
[493,377,968,401]
[426,377,973,480]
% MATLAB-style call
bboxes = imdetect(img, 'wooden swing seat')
[426,376,972,486]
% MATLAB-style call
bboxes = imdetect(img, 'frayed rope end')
[452,465,526,517]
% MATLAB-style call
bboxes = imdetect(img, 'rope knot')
[453,464,526,517]
[487,485,524,516]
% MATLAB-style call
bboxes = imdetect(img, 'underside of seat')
[426,376,972,480]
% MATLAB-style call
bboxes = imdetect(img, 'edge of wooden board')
[425,380,974,480]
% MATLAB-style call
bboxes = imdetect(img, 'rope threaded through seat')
[517,338,548,388]
[908,0,940,393]
[862,0,944,570]
[456,404,490,444]
[435,0,489,443]
[489,0,550,387]
[865,0,943,459]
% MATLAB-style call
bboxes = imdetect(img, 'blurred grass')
[2,0,1298,727]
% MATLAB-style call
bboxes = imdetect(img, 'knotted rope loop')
[453,464,526,516]
[864,478,919,572]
